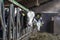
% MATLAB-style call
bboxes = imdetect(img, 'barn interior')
[0,0,60,40]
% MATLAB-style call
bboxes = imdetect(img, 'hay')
[29,32,60,40]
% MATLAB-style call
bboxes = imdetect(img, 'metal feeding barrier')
[0,0,36,40]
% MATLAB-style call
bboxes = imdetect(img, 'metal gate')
[0,1,34,40]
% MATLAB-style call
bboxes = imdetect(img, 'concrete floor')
[32,0,60,13]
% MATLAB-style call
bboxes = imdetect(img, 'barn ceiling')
[17,0,36,8]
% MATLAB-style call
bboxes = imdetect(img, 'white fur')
[27,11,35,26]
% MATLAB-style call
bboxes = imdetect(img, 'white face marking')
[27,11,35,19]
[27,11,35,26]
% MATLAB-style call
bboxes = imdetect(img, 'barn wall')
[40,13,58,33]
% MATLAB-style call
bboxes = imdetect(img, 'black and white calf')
[33,13,44,31]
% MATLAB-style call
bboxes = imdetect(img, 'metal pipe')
[0,0,6,40]
[9,0,29,12]
[0,0,4,3]
[16,8,21,40]
[10,4,15,40]
[18,27,32,40]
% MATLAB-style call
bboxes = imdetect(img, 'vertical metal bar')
[2,3,6,40]
[16,8,21,40]
[7,5,12,40]
[20,11,24,36]
[10,4,15,40]
[18,9,21,38]
[0,1,6,40]
[16,8,19,40]
[35,0,39,6]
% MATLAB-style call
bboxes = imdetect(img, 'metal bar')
[20,11,24,36]
[7,4,12,40]
[0,1,6,40]
[2,3,6,40]
[9,0,29,12]
[16,8,21,40]
[18,9,21,37]
[0,0,4,3]
[18,27,32,40]
[16,8,19,40]
[10,4,15,40]
[17,8,20,35]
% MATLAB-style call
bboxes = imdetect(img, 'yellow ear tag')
[22,13,25,16]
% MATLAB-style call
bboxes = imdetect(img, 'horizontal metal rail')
[9,0,29,12]
[18,27,32,40]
